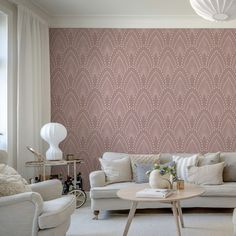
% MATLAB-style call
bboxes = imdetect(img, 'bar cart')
[25,147,87,208]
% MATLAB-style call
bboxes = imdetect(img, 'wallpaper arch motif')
[50,29,236,189]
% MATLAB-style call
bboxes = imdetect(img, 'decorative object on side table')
[176,179,185,190]
[147,161,177,189]
[66,153,75,160]
[40,122,67,160]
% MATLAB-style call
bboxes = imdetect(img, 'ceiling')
[29,0,236,28]
[31,0,195,16]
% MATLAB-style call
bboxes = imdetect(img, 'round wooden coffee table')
[117,183,204,236]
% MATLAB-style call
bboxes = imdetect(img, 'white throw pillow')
[198,152,220,166]
[0,174,31,196]
[0,163,31,196]
[0,163,19,175]
[187,162,225,185]
[99,157,132,183]
[172,154,199,181]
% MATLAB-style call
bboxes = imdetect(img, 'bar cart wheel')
[69,189,87,208]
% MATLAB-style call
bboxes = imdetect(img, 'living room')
[1,0,236,235]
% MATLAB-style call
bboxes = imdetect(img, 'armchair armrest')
[30,179,63,201]
[0,192,43,236]
[89,170,106,188]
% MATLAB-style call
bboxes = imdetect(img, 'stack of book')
[136,188,174,198]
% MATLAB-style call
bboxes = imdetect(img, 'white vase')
[149,170,171,189]
[40,123,67,161]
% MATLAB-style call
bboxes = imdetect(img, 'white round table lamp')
[40,122,67,161]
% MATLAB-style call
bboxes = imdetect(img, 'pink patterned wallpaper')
[50,29,236,189]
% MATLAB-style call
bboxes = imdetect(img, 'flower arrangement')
[146,161,178,188]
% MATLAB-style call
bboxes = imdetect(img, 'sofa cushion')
[173,154,199,181]
[99,157,132,183]
[160,153,195,164]
[90,181,236,199]
[102,152,129,161]
[129,154,160,181]
[90,182,138,199]
[201,182,236,197]
[220,152,236,182]
[134,163,153,183]
[187,162,224,185]
[38,195,76,229]
[198,152,220,166]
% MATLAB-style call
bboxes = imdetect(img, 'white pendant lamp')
[40,122,67,161]
[190,0,236,21]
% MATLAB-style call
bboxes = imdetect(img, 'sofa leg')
[93,210,99,220]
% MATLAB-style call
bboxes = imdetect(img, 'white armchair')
[0,150,76,236]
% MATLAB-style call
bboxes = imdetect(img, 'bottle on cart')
[63,175,73,194]
[35,176,40,183]
[58,172,63,181]
[76,172,83,189]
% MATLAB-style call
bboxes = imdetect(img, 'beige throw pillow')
[129,154,160,181]
[221,153,236,182]
[99,157,132,183]
[0,163,19,175]
[198,152,220,166]
[173,154,199,181]
[0,174,31,196]
[187,162,225,185]
[0,163,31,196]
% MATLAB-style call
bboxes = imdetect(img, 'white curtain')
[17,5,50,179]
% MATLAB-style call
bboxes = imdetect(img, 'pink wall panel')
[50,29,236,189]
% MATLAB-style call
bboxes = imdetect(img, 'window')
[0,11,7,150]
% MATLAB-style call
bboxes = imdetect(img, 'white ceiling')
[29,0,236,28]
[31,0,195,16]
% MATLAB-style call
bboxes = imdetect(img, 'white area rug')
[67,201,234,236]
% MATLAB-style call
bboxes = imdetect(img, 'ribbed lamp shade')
[190,0,236,21]
[40,123,67,160]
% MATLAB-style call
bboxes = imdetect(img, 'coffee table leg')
[171,201,181,236]
[123,201,138,236]
[176,201,184,228]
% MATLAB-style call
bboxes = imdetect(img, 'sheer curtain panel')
[17,5,50,179]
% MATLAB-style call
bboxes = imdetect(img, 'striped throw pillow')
[173,154,199,181]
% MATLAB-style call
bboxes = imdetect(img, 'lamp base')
[46,148,63,161]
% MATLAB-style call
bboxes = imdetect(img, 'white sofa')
[90,152,236,219]
[0,150,76,236]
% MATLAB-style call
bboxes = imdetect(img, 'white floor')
[67,200,234,236]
